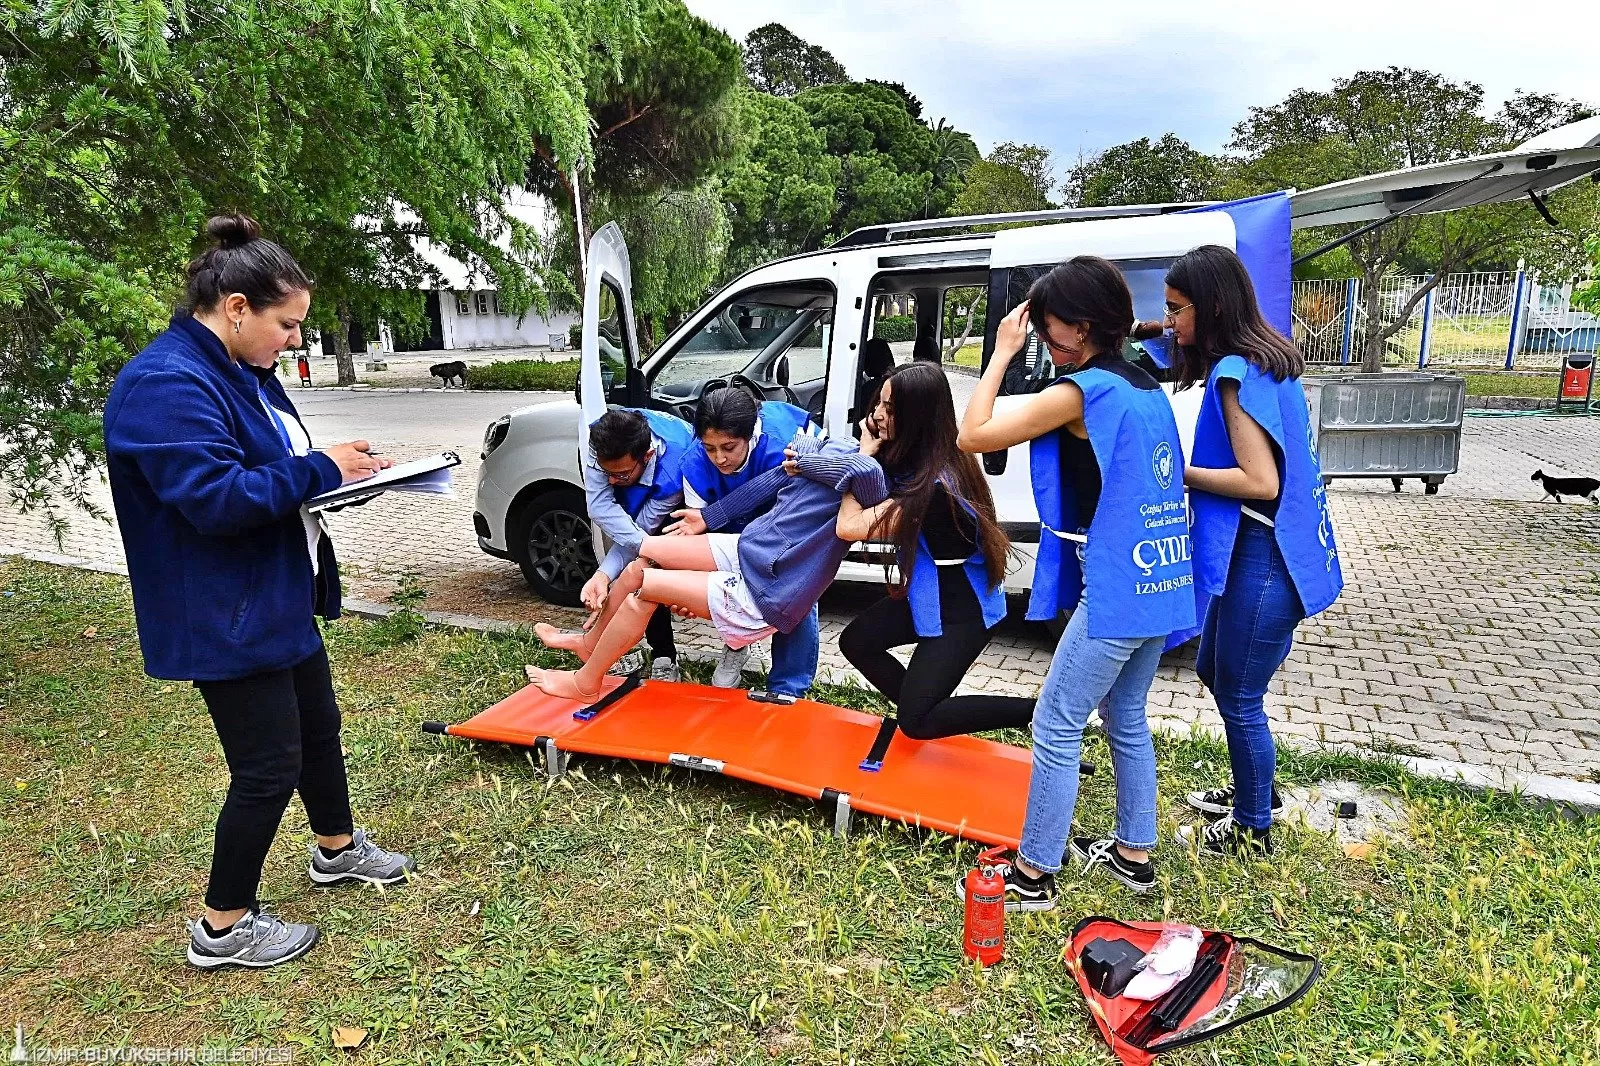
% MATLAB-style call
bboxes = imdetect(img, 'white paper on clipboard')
[306,451,461,512]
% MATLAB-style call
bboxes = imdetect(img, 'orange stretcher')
[425,674,1038,847]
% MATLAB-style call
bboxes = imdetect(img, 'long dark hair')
[184,213,312,313]
[872,362,1009,591]
[1165,245,1304,389]
[1026,256,1135,360]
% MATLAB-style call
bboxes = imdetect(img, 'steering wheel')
[730,371,798,407]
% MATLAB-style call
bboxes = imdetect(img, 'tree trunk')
[943,302,978,360]
[329,305,357,386]
[1359,273,1386,373]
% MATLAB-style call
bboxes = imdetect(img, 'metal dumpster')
[1303,372,1466,494]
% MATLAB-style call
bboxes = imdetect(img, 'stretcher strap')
[572,669,645,721]
[859,716,899,772]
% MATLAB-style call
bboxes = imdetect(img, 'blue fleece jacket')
[103,315,345,681]
[700,435,888,633]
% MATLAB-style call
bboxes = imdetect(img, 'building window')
[456,293,472,316]
[475,292,491,316]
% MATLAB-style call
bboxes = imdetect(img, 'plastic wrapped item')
[1123,925,1203,1001]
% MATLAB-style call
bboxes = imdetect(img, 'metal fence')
[1291,271,1599,370]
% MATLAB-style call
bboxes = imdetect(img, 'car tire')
[513,488,596,607]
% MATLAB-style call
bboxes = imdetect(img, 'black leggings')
[645,604,676,660]
[194,646,354,910]
[840,596,1034,740]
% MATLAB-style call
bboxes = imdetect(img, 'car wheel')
[514,488,596,607]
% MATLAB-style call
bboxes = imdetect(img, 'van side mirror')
[983,449,1008,475]
[775,356,790,387]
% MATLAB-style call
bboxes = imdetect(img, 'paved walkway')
[7,408,1600,786]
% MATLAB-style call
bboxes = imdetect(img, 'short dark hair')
[1026,256,1135,359]
[695,388,759,440]
[184,213,313,313]
[590,409,652,462]
[1165,245,1304,388]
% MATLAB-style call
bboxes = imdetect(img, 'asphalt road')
[293,388,567,458]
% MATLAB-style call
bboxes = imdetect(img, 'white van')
[472,123,1600,606]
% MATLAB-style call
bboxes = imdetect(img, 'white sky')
[686,0,1600,179]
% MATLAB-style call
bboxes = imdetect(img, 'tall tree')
[1229,68,1591,370]
[1065,134,1221,207]
[2,0,628,522]
[742,22,848,98]
[720,89,841,272]
[952,142,1056,215]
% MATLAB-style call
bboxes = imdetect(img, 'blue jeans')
[1018,606,1165,873]
[768,604,819,697]
[1195,519,1306,830]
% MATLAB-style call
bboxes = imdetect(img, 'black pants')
[645,603,676,661]
[194,646,354,910]
[840,596,1034,740]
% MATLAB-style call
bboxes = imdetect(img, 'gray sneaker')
[610,648,647,676]
[650,656,681,682]
[308,829,416,887]
[711,645,751,688]
[186,906,319,970]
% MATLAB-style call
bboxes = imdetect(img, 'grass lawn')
[3,557,1598,1063]
[1460,373,1560,399]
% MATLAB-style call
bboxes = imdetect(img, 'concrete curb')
[8,545,1599,814]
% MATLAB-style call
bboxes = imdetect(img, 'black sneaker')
[953,857,1058,912]
[1177,813,1272,858]
[1185,784,1283,822]
[1069,836,1156,893]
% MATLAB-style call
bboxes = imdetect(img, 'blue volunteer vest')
[1191,356,1344,616]
[614,408,695,518]
[1027,368,1196,640]
[680,401,810,529]
[905,483,1008,638]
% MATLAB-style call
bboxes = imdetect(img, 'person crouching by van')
[103,214,415,970]
[682,389,822,694]
[956,257,1195,908]
[1150,246,1343,856]
[836,362,1036,740]
[555,407,695,681]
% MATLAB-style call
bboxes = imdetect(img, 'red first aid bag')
[1066,917,1321,1066]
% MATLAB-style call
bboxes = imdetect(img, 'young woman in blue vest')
[543,407,694,680]
[103,215,415,969]
[957,257,1195,906]
[1156,245,1343,856]
[681,389,822,693]
[836,362,1035,740]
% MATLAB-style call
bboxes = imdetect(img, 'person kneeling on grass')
[682,388,821,692]
[529,429,889,700]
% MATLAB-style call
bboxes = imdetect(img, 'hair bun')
[206,213,261,250]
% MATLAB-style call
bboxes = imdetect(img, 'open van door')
[578,222,644,434]
[1289,118,1600,257]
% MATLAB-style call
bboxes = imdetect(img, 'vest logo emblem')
[1152,442,1175,490]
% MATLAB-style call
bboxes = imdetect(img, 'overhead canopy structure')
[428,676,1035,847]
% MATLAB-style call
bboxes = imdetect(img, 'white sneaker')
[610,649,646,676]
[711,645,751,688]
[650,656,681,682]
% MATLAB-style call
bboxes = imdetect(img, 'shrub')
[466,359,580,391]
[872,315,915,342]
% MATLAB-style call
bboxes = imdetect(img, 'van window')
[596,280,632,392]
[649,282,835,416]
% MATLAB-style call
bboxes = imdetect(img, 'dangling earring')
[233,320,242,334]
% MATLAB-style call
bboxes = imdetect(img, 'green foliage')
[742,21,847,97]
[720,88,841,272]
[1065,133,1221,208]
[871,315,915,342]
[465,359,581,391]
[951,142,1056,215]
[1575,236,1600,313]
[2,0,639,520]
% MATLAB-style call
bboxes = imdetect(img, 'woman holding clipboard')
[104,214,416,971]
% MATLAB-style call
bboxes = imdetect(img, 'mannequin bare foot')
[533,622,589,659]
[526,668,602,702]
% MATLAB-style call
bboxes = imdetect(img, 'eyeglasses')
[602,457,645,484]
[1164,303,1193,322]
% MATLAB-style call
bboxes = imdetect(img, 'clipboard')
[307,451,461,513]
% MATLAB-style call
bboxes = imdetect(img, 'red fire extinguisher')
[296,353,312,388]
[962,846,1008,967]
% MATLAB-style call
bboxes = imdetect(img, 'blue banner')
[1183,192,1294,337]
